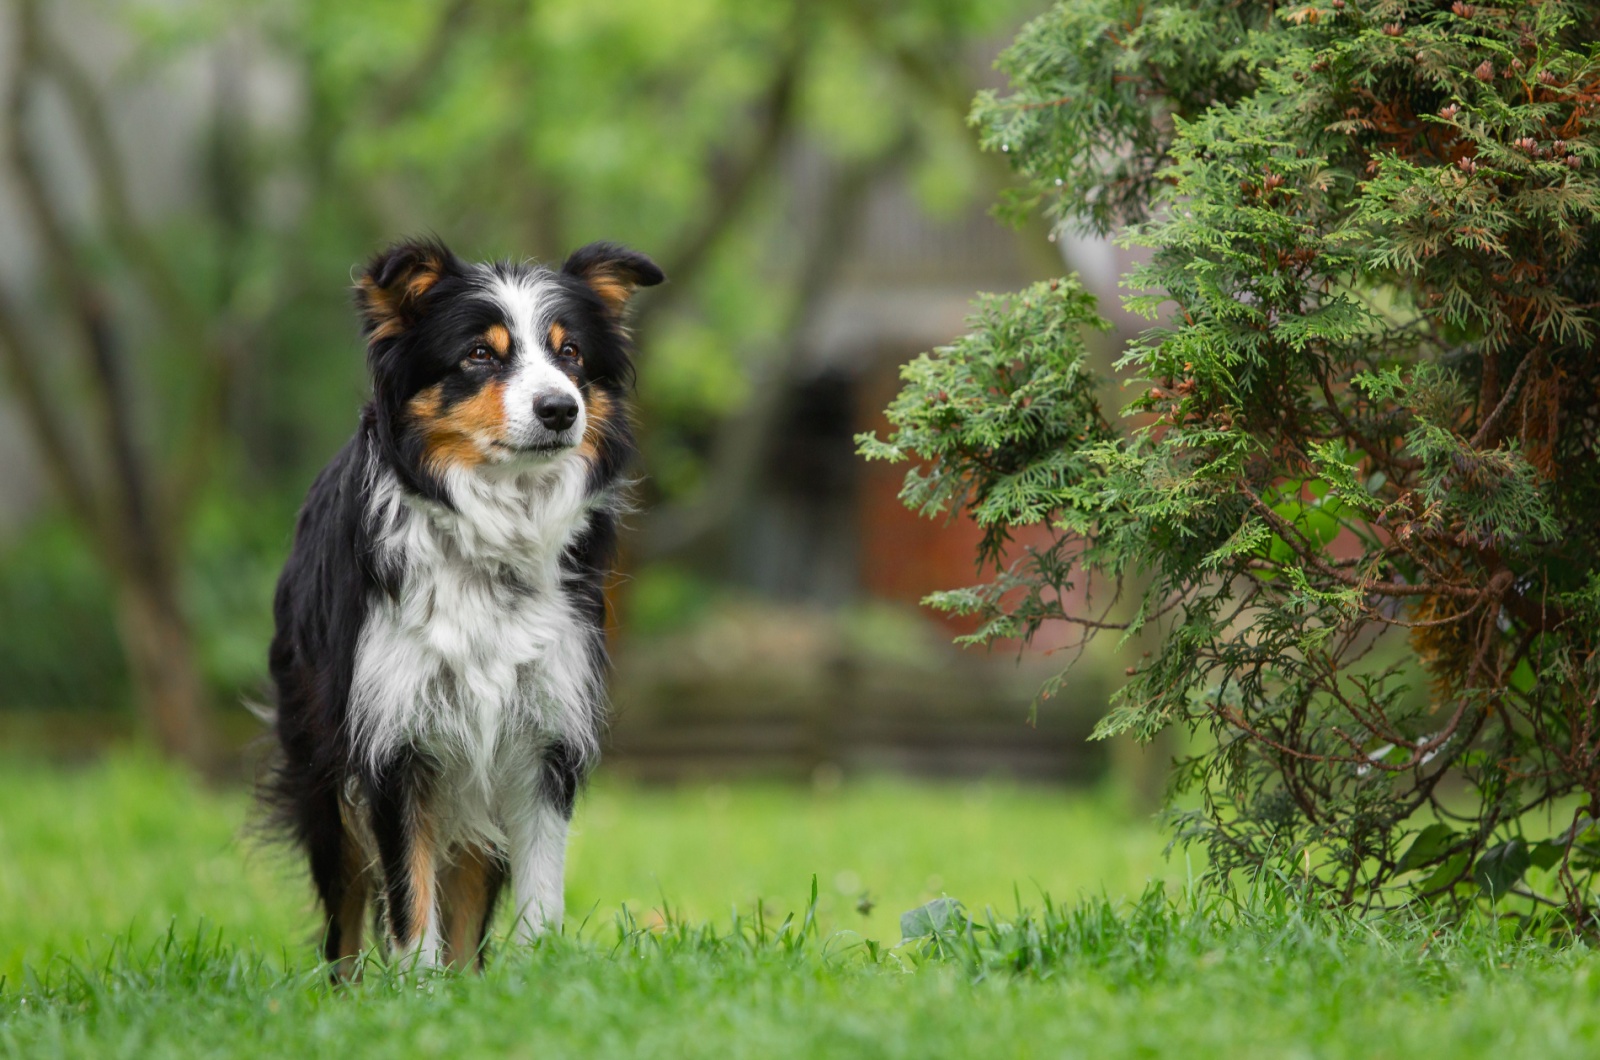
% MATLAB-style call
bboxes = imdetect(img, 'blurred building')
[608,151,1136,784]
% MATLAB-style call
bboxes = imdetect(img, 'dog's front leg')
[507,740,587,943]
[368,752,443,969]
[507,798,568,944]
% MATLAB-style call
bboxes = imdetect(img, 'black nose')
[533,392,579,432]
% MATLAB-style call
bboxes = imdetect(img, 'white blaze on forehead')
[481,270,585,451]
[482,270,557,354]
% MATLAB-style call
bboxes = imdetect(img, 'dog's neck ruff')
[369,450,598,575]
[349,446,607,786]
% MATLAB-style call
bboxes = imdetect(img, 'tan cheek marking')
[441,383,510,438]
[407,385,442,422]
[485,324,511,355]
[407,381,510,473]
[577,389,613,463]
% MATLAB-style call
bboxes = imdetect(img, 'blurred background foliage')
[0,0,1135,783]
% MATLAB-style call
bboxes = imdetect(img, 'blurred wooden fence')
[606,604,1107,783]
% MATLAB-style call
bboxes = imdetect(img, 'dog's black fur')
[263,238,661,972]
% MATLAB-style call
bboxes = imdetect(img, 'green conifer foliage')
[863,0,1600,914]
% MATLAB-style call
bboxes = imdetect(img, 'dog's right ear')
[355,238,461,341]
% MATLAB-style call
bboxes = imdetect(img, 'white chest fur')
[349,455,605,811]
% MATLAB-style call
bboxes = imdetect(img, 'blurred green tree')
[0,0,1030,767]
[865,0,1600,916]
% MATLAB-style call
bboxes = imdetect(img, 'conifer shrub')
[862,0,1600,917]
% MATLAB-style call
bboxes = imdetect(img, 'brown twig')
[0,290,106,545]
[639,128,918,560]
[634,22,809,338]
[1470,346,1539,448]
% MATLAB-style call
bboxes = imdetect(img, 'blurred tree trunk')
[112,573,215,770]
[0,0,220,771]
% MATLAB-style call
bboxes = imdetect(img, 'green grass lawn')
[2,753,1599,1058]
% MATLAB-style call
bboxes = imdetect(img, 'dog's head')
[354,238,662,504]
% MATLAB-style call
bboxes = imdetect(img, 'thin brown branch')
[633,26,809,337]
[1243,486,1481,600]
[1470,346,1538,448]
[639,128,918,560]
[36,27,203,340]
[372,0,476,124]
[0,289,107,546]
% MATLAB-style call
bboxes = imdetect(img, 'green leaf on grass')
[1474,840,1532,900]
[900,897,966,943]
[1396,824,1458,873]
[1418,851,1471,896]
[1529,841,1566,871]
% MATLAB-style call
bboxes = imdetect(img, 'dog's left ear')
[562,242,665,314]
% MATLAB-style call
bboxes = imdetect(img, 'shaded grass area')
[3,754,1600,1058]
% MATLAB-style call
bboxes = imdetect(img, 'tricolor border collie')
[265,238,662,975]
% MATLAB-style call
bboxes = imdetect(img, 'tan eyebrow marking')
[484,323,511,355]
[548,322,568,351]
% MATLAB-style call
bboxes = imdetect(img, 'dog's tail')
[242,695,277,728]
[241,690,297,851]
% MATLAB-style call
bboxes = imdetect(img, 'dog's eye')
[464,344,494,366]
[558,342,579,360]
